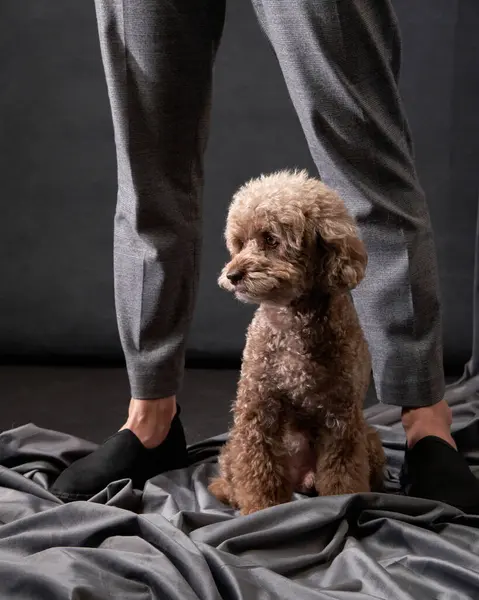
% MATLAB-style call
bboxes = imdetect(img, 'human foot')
[50,398,188,501]
[400,436,479,513]
[401,399,456,449]
[400,400,479,512]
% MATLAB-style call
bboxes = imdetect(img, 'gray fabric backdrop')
[1,0,479,372]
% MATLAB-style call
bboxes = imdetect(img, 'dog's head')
[219,170,367,305]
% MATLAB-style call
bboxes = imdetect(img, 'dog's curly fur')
[209,170,385,515]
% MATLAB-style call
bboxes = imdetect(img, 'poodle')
[209,170,385,515]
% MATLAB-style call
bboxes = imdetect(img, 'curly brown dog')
[209,170,385,515]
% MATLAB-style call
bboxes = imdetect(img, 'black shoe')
[400,435,479,514]
[50,410,188,502]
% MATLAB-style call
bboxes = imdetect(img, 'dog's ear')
[314,218,367,291]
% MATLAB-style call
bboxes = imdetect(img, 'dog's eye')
[262,232,278,248]
[233,238,243,252]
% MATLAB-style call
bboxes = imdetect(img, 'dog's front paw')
[239,500,277,516]
[316,469,370,496]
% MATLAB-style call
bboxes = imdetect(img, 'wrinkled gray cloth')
[1,396,479,600]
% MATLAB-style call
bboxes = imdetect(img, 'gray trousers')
[94,0,445,407]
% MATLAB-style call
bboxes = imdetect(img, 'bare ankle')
[401,399,456,450]
[121,396,177,448]
[127,396,177,417]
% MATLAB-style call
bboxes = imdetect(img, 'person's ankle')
[401,399,456,450]
[121,396,177,449]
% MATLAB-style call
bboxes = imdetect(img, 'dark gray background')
[1,0,479,374]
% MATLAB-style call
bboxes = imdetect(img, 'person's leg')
[51,0,225,499]
[251,0,479,510]
[250,0,444,416]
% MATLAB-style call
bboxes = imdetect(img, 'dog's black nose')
[227,270,244,285]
